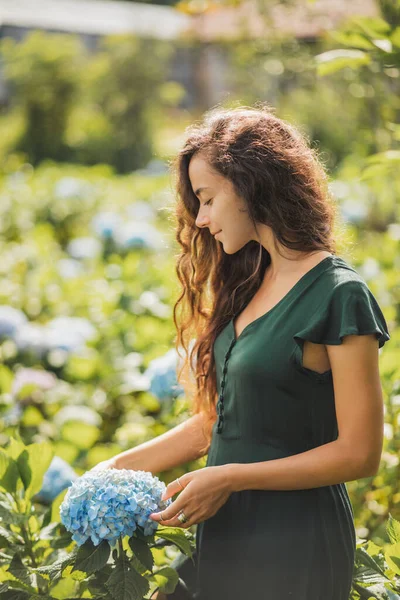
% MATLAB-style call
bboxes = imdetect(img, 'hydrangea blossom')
[60,468,171,546]
[36,456,78,504]
[145,348,185,402]
[12,367,57,397]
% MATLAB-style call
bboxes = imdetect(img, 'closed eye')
[204,199,213,206]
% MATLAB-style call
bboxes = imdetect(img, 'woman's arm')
[112,411,213,474]
[227,333,384,492]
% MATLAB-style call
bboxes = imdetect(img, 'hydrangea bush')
[60,468,171,545]
[0,437,196,599]
[35,455,78,504]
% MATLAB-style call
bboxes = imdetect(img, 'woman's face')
[189,153,257,254]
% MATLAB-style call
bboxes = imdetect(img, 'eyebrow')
[194,186,211,197]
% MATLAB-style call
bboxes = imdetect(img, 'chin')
[220,240,247,255]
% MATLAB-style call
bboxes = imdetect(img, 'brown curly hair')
[169,103,338,454]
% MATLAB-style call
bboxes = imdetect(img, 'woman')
[99,105,390,600]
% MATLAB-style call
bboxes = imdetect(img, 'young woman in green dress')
[97,105,390,600]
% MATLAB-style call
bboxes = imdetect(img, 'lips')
[213,230,222,237]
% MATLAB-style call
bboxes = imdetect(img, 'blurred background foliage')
[0,0,399,596]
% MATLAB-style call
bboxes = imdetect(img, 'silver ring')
[176,477,184,491]
[159,511,165,522]
[177,511,189,524]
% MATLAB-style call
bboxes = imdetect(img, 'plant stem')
[118,536,124,559]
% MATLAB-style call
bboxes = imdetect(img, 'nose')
[195,209,210,230]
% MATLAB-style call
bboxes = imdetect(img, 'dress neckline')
[231,254,341,342]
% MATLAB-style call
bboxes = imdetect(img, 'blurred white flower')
[113,222,164,252]
[359,257,381,280]
[339,199,368,224]
[57,259,84,279]
[67,237,102,260]
[54,405,102,427]
[45,317,97,353]
[138,291,170,318]
[0,306,27,338]
[120,371,150,394]
[91,212,122,239]
[384,423,393,439]
[381,451,399,468]
[127,201,156,222]
[12,367,57,397]
[47,317,97,342]
[387,223,400,241]
[54,177,91,200]
[13,322,48,357]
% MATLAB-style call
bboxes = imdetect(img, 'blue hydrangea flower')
[60,469,171,546]
[36,456,78,504]
[145,349,185,402]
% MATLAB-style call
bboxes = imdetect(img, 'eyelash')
[204,199,213,206]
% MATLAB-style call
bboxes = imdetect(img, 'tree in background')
[0,32,82,165]
[0,31,183,173]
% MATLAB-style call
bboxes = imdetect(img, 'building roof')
[0,0,191,40]
[189,0,379,42]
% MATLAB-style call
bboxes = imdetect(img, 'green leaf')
[0,524,23,546]
[385,542,400,576]
[151,566,179,595]
[351,16,391,38]
[315,49,370,76]
[0,500,26,526]
[128,537,154,572]
[0,365,13,394]
[105,554,149,600]
[73,539,110,574]
[50,488,68,524]
[386,513,400,545]
[355,546,387,578]
[4,439,26,461]
[35,552,77,583]
[16,442,54,500]
[49,530,73,550]
[61,422,100,450]
[0,451,20,494]
[154,527,193,559]
[8,554,32,587]
[1,578,38,596]
[1,590,30,600]
[328,29,376,50]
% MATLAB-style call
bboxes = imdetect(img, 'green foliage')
[79,34,177,173]
[0,31,184,173]
[313,5,400,225]
[0,435,195,599]
[0,32,83,165]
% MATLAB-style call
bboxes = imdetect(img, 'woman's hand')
[149,465,232,529]
[90,457,118,472]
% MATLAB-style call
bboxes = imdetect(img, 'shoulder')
[295,256,390,349]
[315,256,373,301]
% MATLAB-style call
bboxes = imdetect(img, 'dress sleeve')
[294,279,390,349]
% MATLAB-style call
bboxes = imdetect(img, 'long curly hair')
[169,103,338,454]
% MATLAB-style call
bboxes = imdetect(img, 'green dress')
[174,255,390,600]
